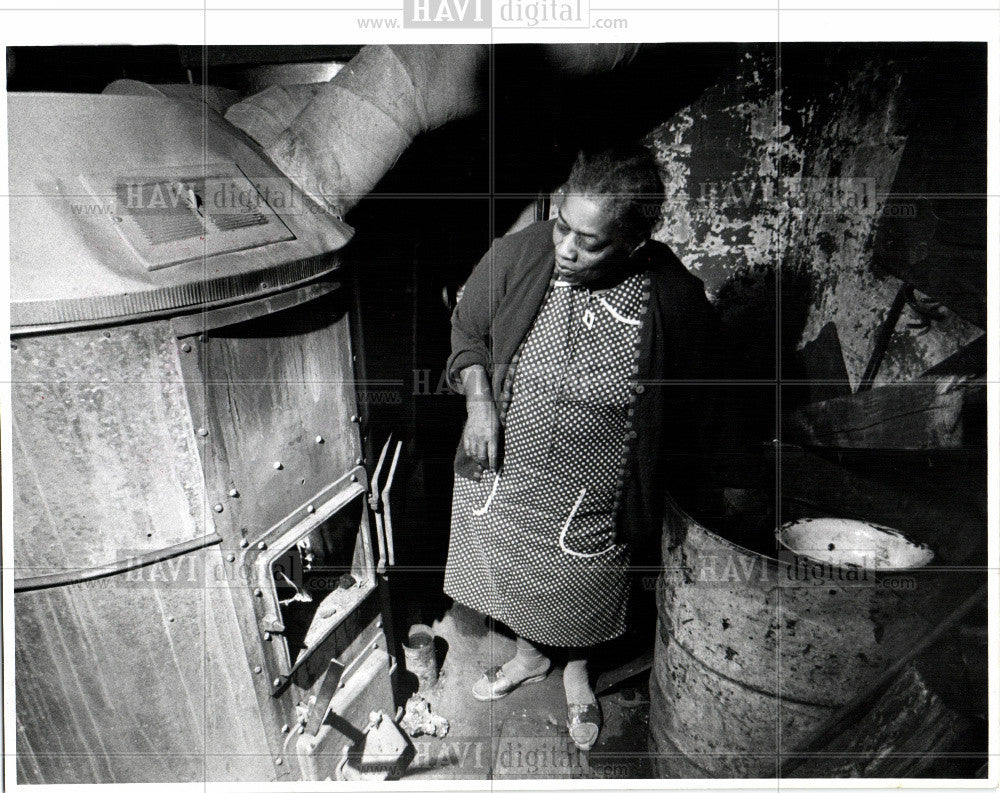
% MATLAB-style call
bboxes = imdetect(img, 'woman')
[443,145,722,751]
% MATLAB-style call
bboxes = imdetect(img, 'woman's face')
[551,192,633,285]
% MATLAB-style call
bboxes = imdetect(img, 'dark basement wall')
[646,43,984,391]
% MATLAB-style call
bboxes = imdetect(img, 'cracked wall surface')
[647,45,982,389]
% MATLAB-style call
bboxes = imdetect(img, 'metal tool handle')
[369,436,393,574]
[381,441,402,567]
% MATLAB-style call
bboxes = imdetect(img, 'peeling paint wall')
[647,45,982,390]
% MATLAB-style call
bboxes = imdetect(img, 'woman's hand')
[463,401,499,472]
[460,365,499,472]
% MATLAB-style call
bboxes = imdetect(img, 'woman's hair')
[559,144,665,243]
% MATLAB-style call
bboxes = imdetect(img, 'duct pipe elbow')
[227,43,643,215]
[260,44,488,215]
[541,43,643,75]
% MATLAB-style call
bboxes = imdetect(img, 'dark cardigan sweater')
[447,219,725,558]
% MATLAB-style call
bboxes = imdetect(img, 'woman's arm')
[446,242,507,393]
[459,364,499,472]
[447,240,511,475]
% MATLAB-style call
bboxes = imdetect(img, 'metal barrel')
[648,495,934,778]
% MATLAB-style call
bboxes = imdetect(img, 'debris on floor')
[400,694,450,738]
[491,710,587,779]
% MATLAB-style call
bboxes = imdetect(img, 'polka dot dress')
[444,271,648,647]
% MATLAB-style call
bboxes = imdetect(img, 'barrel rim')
[665,493,940,578]
[664,493,788,573]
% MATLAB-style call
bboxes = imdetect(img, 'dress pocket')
[452,468,500,523]
[471,470,501,516]
[557,484,619,558]
[500,466,618,557]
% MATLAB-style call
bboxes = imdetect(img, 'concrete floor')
[400,603,653,781]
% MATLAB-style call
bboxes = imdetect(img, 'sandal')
[566,702,602,751]
[472,663,549,701]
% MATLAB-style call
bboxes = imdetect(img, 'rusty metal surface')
[183,288,364,544]
[652,631,831,778]
[14,545,275,784]
[647,675,712,779]
[11,320,210,576]
[659,510,933,708]
[649,498,938,778]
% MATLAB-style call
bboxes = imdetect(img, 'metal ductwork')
[226,43,643,214]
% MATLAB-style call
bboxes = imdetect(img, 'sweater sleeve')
[446,241,504,393]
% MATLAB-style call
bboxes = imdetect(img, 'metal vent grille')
[130,204,206,245]
[124,177,271,244]
[208,209,269,231]
[83,163,295,270]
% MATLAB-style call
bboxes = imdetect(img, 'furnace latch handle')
[369,437,402,574]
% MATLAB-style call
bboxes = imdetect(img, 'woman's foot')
[563,655,600,750]
[472,654,551,701]
[566,702,602,751]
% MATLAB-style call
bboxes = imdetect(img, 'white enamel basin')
[777,517,934,570]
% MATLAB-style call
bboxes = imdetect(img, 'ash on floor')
[400,603,653,780]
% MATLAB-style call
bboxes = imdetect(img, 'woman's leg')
[563,648,596,704]
[564,647,600,750]
[501,634,550,682]
[473,633,551,699]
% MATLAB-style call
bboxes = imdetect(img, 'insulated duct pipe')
[226,43,642,215]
